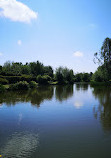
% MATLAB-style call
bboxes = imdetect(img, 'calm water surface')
[0,84,111,158]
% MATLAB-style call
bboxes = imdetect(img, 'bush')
[0,84,5,92]
[0,78,8,85]
[37,75,52,84]
[5,76,21,84]
[92,65,109,82]
[29,81,38,88]
[20,75,36,83]
[91,71,103,82]
[9,81,29,90]
[2,75,36,84]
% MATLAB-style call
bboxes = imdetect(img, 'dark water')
[0,84,111,158]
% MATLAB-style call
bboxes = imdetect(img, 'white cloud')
[0,0,37,23]
[73,51,83,57]
[17,40,22,46]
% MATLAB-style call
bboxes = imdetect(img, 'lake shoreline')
[0,81,111,92]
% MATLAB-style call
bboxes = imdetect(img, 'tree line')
[0,37,111,89]
[0,60,93,86]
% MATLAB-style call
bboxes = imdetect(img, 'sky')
[0,0,111,73]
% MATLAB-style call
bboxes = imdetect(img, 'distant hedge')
[0,75,36,84]
[0,78,9,85]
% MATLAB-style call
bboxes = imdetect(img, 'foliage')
[0,60,95,85]
[55,67,74,84]
[20,75,36,83]
[37,75,52,84]
[74,73,82,82]
[44,66,53,77]
[0,61,54,79]
[92,58,111,82]
[29,81,38,88]
[5,76,21,84]
[21,64,31,75]
[0,84,5,92]
[29,61,44,76]
[2,61,22,76]
[9,81,29,90]
[49,81,58,85]
[0,78,9,85]
[94,37,111,65]
[93,37,111,82]
[74,72,93,82]
[92,65,110,82]
[0,75,36,84]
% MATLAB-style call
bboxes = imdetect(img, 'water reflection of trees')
[93,87,111,131]
[55,85,73,102]
[0,86,54,108]
[0,85,74,107]
[75,84,89,91]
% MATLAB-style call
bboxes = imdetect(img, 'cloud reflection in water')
[1,131,39,158]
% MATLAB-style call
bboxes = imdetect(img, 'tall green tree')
[94,37,111,65]
[55,67,74,84]
[93,37,111,81]
[44,66,53,77]
[29,61,44,76]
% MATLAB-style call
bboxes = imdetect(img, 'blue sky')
[0,0,111,73]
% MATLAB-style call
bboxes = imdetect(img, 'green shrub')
[0,84,5,92]
[5,76,21,84]
[0,78,8,85]
[3,75,36,84]
[0,75,4,78]
[9,81,29,90]
[37,75,52,84]
[29,81,38,88]
[20,75,36,83]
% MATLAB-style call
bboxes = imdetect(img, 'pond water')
[0,84,111,158]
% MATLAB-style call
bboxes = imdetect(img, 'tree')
[74,73,82,82]
[93,37,111,81]
[29,61,44,76]
[55,67,64,84]
[94,37,111,65]
[2,61,12,75]
[21,64,31,75]
[55,67,74,84]
[82,73,90,82]
[44,66,53,77]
